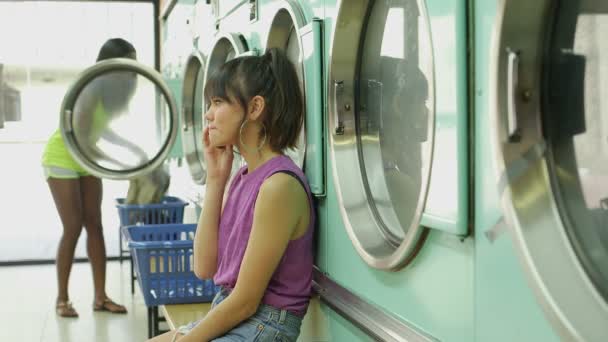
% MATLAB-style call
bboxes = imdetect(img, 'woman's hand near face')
[203,126,234,187]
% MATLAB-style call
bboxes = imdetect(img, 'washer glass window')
[544,2,608,300]
[358,0,432,241]
[329,0,434,269]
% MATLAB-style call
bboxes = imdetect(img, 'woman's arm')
[180,173,308,342]
[193,127,234,279]
[100,129,148,162]
[192,182,224,279]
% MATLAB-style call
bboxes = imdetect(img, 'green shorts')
[43,165,90,180]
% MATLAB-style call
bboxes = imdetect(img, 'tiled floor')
[0,261,149,342]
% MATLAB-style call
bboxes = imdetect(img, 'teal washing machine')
[203,0,321,171]
[178,0,215,209]
[319,0,471,340]
[161,0,197,161]
[179,0,257,211]
[476,0,608,341]
[160,0,212,220]
[181,0,326,192]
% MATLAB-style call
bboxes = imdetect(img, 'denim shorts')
[172,287,303,342]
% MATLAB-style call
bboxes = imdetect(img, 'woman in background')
[42,38,137,318]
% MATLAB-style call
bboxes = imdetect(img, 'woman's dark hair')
[96,38,136,62]
[204,48,304,151]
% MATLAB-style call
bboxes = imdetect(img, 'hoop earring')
[239,119,267,153]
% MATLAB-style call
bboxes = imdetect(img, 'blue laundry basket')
[122,223,219,306]
[115,196,188,227]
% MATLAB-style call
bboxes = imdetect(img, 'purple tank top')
[212,155,315,315]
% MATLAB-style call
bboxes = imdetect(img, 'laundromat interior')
[1,0,607,341]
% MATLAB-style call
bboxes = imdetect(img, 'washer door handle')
[333,80,345,135]
[182,103,190,132]
[506,48,521,143]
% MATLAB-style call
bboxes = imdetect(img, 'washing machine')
[178,0,215,210]
[161,1,197,161]
[319,0,472,340]
[180,2,259,198]
[475,0,608,341]
[160,1,208,222]
[180,0,325,192]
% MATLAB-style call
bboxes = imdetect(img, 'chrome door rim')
[491,0,608,340]
[265,0,307,168]
[181,51,207,185]
[328,0,435,270]
[60,58,178,180]
[203,32,248,83]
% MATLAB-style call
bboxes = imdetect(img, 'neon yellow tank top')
[41,101,109,172]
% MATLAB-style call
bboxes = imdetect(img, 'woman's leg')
[47,177,84,312]
[80,176,106,302]
[80,175,126,313]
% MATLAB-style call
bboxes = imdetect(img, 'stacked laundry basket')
[116,196,219,337]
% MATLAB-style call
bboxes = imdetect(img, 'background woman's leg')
[80,175,107,303]
[80,175,127,312]
[47,177,84,306]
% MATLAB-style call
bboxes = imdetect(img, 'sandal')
[56,300,79,318]
[93,298,127,314]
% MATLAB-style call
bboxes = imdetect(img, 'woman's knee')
[83,219,103,236]
[60,225,83,245]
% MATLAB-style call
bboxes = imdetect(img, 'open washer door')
[492,0,608,340]
[59,58,178,180]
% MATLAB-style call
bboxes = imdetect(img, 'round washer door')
[492,0,608,340]
[265,0,307,168]
[203,32,251,178]
[328,0,435,270]
[181,51,207,185]
[59,58,178,180]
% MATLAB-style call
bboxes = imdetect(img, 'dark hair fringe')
[204,48,304,151]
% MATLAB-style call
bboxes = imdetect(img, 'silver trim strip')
[313,268,438,342]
